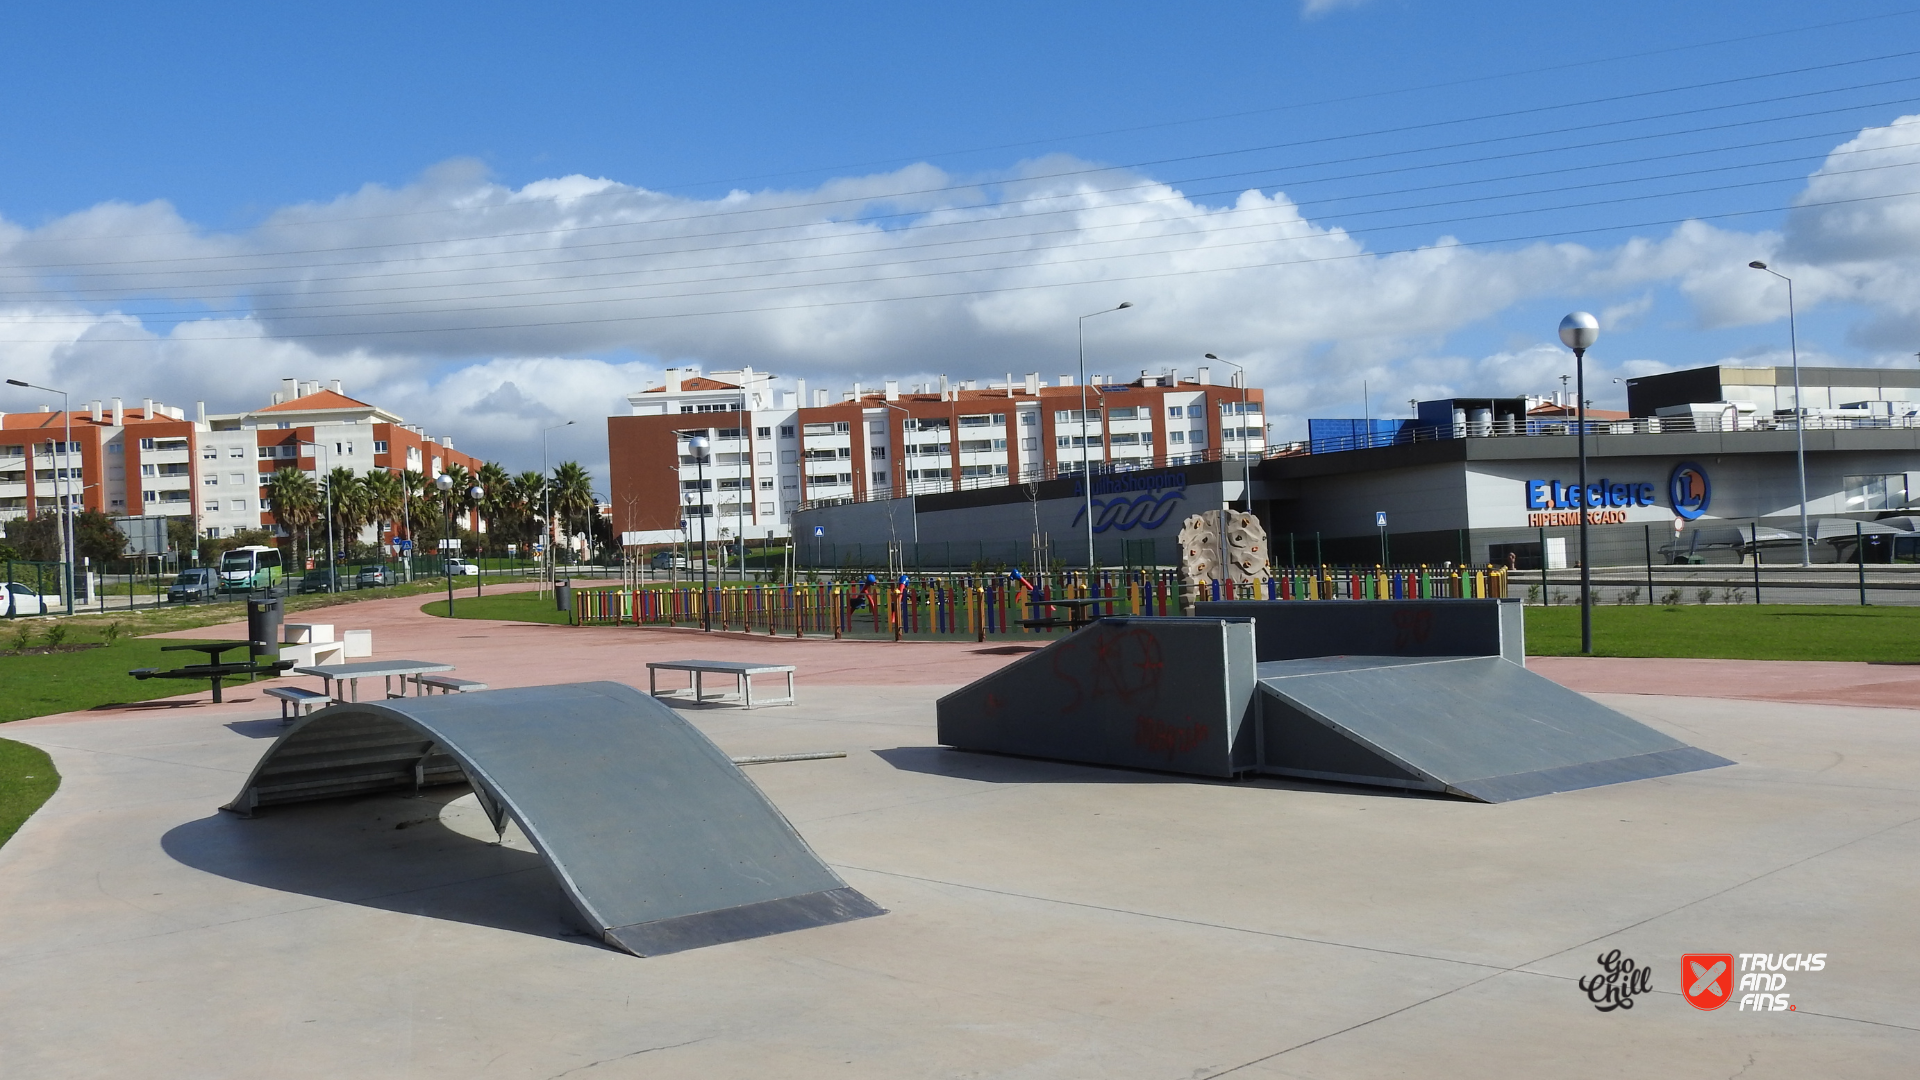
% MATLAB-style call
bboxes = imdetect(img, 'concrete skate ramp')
[938,612,1731,800]
[1256,655,1733,802]
[937,618,1258,778]
[224,681,883,956]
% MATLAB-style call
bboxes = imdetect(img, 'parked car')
[298,569,338,594]
[650,551,690,571]
[442,559,481,577]
[166,567,217,603]
[357,565,393,587]
[3,581,46,617]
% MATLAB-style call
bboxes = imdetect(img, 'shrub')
[1661,588,1683,606]
[1616,587,1640,605]
[1695,587,1715,605]
[1525,584,1541,605]
[1722,588,1746,605]
[1552,589,1570,606]
[7,624,32,652]
[101,621,125,645]
[43,624,68,648]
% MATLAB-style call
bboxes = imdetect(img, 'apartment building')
[2,380,481,551]
[606,365,1267,543]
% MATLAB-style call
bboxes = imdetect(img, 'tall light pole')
[5,379,75,614]
[881,400,920,575]
[1078,302,1132,571]
[541,419,575,589]
[1204,354,1254,512]
[435,473,456,616]
[687,433,711,631]
[1749,261,1812,566]
[1558,312,1600,656]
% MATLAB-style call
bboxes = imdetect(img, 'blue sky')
[3,1,1919,476]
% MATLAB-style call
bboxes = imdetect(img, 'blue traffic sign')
[813,526,825,537]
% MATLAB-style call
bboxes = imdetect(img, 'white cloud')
[5,116,1920,466]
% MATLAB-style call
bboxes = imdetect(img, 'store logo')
[1682,954,1734,1011]
[1577,949,1653,1012]
[1669,461,1712,521]
[1070,473,1189,533]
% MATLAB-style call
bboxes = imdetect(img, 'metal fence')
[570,565,1511,638]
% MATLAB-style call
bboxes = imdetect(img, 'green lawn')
[1525,604,1920,662]
[0,738,58,848]
[0,635,278,725]
[420,589,573,624]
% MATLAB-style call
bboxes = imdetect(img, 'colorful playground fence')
[570,565,1510,638]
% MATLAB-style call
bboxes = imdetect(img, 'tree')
[476,462,513,555]
[322,467,368,558]
[165,516,197,559]
[74,509,125,566]
[263,467,319,568]
[2,512,62,562]
[513,470,548,551]
[361,469,403,555]
[550,461,594,559]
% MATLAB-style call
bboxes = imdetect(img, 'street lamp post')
[1078,302,1132,572]
[434,473,459,616]
[296,441,335,594]
[1558,312,1600,656]
[5,379,75,614]
[688,433,711,631]
[881,400,920,575]
[1749,261,1811,566]
[541,420,575,591]
[1204,354,1254,512]
[469,482,484,598]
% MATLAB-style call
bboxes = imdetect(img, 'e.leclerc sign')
[1523,462,1709,527]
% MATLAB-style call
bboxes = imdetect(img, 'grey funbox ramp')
[938,602,1731,802]
[224,681,883,955]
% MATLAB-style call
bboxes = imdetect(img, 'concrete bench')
[413,674,488,695]
[647,660,796,709]
[342,629,373,659]
[282,623,334,645]
[264,685,331,720]
[278,640,346,668]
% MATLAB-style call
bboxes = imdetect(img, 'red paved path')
[19,590,1919,724]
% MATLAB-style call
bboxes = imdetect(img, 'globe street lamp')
[1078,302,1132,572]
[468,483,484,599]
[1558,312,1599,656]
[1749,261,1811,566]
[5,378,75,614]
[687,433,712,631]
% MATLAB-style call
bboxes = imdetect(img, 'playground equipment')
[936,599,1731,802]
[224,682,884,955]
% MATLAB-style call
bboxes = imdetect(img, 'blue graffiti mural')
[1068,482,1189,532]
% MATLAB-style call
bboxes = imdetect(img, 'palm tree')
[322,467,368,559]
[263,467,319,568]
[398,468,427,571]
[361,470,403,558]
[476,461,512,555]
[514,470,547,552]
[550,461,594,561]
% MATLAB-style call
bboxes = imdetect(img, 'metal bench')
[264,685,331,720]
[647,660,796,709]
[413,674,488,695]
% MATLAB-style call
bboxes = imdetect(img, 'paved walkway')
[1531,656,1920,709]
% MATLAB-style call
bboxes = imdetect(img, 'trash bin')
[555,582,572,613]
[246,595,283,660]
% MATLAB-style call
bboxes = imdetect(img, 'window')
[204,526,220,538]
[756,427,772,439]
[757,452,772,465]
[1168,405,1185,418]
[959,440,996,453]
[869,446,888,459]
[837,447,853,459]
[1219,400,1264,415]
[869,421,886,435]
[680,479,712,491]
[1844,474,1907,512]
[1020,412,1038,426]
[781,476,798,488]
[759,501,774,514]
[758,478,774,490]
[684,504,712,516]
[1056,435,1102,448]
[1188,430,1207,446]
[1169,431,1185,444]
[143,491,156,503]
[1022,438,1038,451]
[779,425,796,438]
[202,446,218,459]
[802,422,836,436]
[1109,433,1141,446]
[783,501,798,515]
[204,475,219,486]
[206,500,220,512]
[960,464,1009,479]
[717,428,742,439]
[804,448,838,461]
[140,438,155,450]
[141,464,156,477]
[228,447,245,458]
[872,471,889,484]
[373,441,388,454]
[1108,406,1138,420]
[780,449,798,464]
[1054,409,1100,423]
[718,477,745,490]
[232,499,247,510]
[230,473,246,485]
[107,444,121,454]
[959,414,994,427]
[910,417,950,432]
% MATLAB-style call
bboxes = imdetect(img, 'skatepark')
[1,588,1917,1078]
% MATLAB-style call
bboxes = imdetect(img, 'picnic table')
[647,660,796,709]
[292,659,455,703]
[1018,596,1125,631]
[130,640,291,703]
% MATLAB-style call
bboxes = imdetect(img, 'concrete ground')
[1,596,1916,1078]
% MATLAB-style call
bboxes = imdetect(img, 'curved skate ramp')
[224,681,882,955]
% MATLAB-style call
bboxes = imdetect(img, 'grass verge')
[0,738,59,848]
[421,589,573,624]
[0,633,275,724]
[1525,604,1920,662]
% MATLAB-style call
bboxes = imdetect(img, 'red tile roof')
[257,389,373,413]
[641,377,741,392]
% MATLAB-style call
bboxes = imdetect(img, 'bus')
[218,545,285,592]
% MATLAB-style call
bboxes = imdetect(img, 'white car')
[443,560,481,577]
[3,582,47,616]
